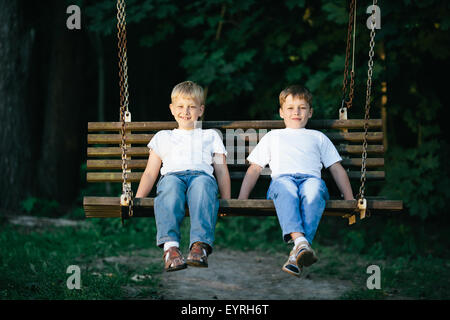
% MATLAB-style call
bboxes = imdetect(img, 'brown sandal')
[163,247,187,272]
[186,242,210,267]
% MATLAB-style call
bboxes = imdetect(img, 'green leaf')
[285,0,306,10]
[21,197,37,213]
[299,41,318,60]
[322,1,348,25]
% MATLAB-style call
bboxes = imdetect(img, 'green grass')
[1,209,450,300]
[315,216,450,299]
[0,215,161,300]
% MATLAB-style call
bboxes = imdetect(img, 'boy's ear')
[169,103,175,116]
[279,107,284,119]
[309,107,313,118]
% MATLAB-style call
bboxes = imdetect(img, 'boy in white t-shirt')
[239,85,354,277]
[135,81,231,272]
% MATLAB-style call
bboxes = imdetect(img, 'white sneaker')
[282,254,303,277]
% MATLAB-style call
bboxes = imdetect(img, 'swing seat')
[83,119,402,224]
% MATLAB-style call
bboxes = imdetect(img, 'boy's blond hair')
[279,85,313,108]
[171,81,205,105]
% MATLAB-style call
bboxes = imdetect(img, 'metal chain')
[341,0,356,111]
[117,0,133,217]
[357,0,377,201]
[348,1,357,110]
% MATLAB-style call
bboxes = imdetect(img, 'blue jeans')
[267,174,329,244]
[154,170,219,251]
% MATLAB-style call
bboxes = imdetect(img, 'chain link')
[357,0,377,201]
[117,0,133,218]
[341,0,356,110]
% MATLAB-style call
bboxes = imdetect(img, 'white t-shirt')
[247,128,342,178]
[148,128,227,177]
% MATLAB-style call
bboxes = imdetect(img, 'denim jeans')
[267,173,329,244]
[154,170,219,251]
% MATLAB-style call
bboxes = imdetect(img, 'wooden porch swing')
[83,0,402,225]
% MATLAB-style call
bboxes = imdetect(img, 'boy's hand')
[238,163,263,199]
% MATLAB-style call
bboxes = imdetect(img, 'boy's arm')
[213,153,231,199]
[238,163,263,199]
[328,161,354,200]
[135,151,162,198]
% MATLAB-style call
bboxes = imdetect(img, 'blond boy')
[136,81,231,272]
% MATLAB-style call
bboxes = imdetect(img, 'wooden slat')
[88,147,149,157]
[87,144,384,157]
[88,133,154,144]
[87,132,383,145]
[84,196,120,206]
[83,197,122,218]
[84,207,122,218]
[326,132,382,142]
[88,119,382,132]
[218,199,402,211]
[87,159,148,169]
[86,158,384,170]
[83,196,403,218]
[336,144,384,154]
[86,171,385,183]
[343,158,384,167]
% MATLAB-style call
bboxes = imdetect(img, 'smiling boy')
[136,81,231,272]
[238,85,354,277]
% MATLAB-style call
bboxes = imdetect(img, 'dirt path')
[90,246,355,300]
[157,248,353,300]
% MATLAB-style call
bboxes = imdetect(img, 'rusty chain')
[117,0,133,218]
[357,0,377,203]
[341,0,356,112]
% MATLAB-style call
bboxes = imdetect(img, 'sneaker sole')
[282,263,301,277]
[296,250,318,267]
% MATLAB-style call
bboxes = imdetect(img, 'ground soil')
[156,248,353,300]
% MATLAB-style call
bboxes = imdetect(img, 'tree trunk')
[0,0,34,210]
[88,32,105,122]
[36,0,93,204]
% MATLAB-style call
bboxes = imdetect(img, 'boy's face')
[169,95,204,130]
[279,95,312,129]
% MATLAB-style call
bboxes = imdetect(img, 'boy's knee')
[301,178,329,202]
[190,175,217,191]
[157,175,184,195]
[268,177,297,199]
